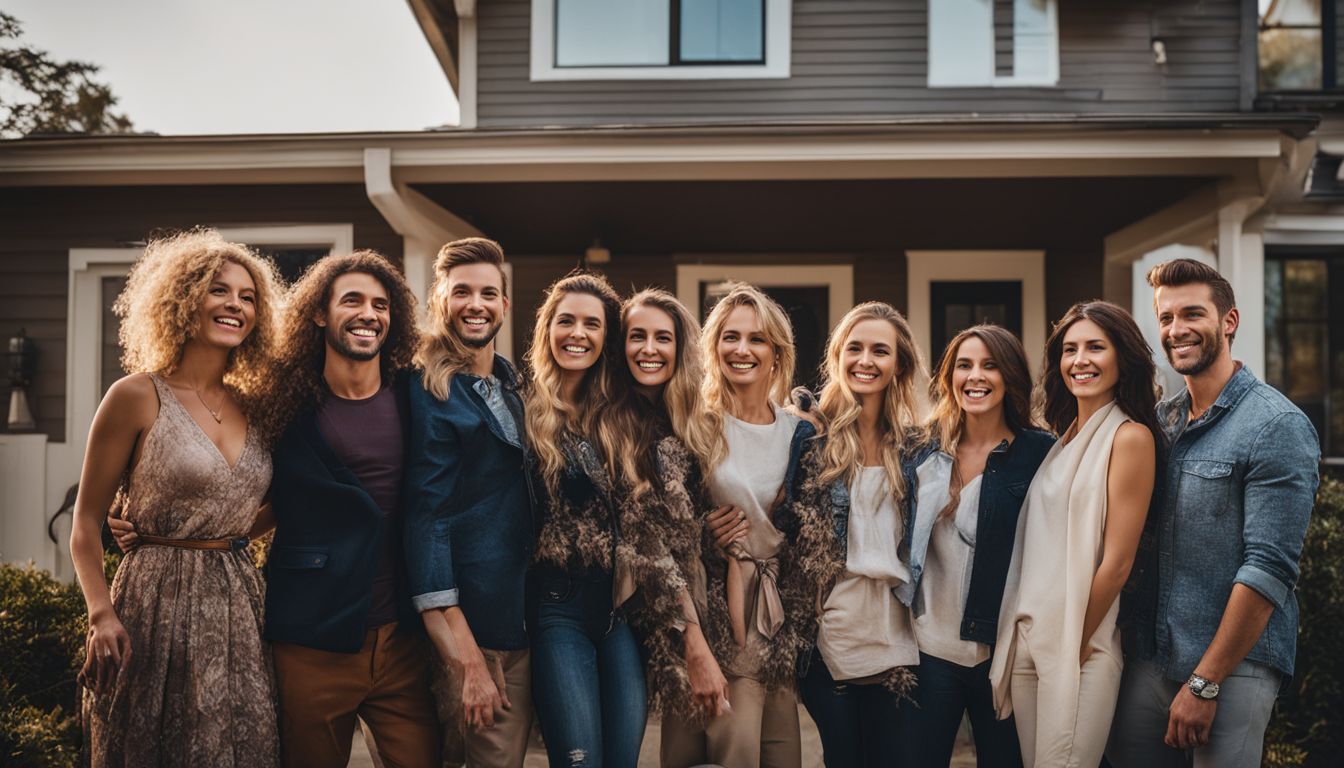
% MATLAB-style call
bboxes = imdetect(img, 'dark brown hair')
[1039,301,1162,446]
[434,237,508,294]
[1145,258,1236,320]
[258,251,420,441]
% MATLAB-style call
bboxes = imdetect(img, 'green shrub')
[1265,475,1344,767]
[0,562,87,768]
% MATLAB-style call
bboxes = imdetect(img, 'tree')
[0,12,133,138]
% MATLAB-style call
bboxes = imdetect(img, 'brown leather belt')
[138,534,251,552]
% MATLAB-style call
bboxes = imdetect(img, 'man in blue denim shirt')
[403,238,536,767]
[1107,259,1319,768]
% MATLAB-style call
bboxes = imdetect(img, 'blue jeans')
[902,652,1022,768]
[798,648,905,768]
[530,566,646,768]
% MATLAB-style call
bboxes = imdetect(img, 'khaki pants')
[460,649,533,768]
[1009,627,1122,768]
[273,624,441,768]
[660,676,801,768]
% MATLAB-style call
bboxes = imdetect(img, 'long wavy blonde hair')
[113,228,281,409]
[417,237,509,401]
[699,282,797,469]
[524,272,623,493]
[816,302,922,507]
[600,289,717,498]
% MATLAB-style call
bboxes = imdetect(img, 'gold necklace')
[193,387,225,424]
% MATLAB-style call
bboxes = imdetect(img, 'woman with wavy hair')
[525,272,647,768]
[989,301,1159,767]
[899,325,1053,768]
[660,282,813,768]
[594,289,731,740]
[780,301,921,767]
[70,229,283,766]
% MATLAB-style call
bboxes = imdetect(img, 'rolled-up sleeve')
[404,384,461,613]
[1236,412,1319,610]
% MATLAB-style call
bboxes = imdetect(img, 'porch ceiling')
[412,176,1213,253]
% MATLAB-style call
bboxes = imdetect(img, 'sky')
[5,0,460,135]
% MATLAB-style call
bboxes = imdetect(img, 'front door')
[929,280,1023,363]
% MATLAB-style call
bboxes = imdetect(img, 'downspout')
[363,147,482,309]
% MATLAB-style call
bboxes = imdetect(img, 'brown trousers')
[273,623,441,768]
[659,676,802,768]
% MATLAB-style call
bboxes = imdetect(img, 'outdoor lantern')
[7,328,37,431]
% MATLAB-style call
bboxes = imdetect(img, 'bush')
[1265,475,1344,767]
[0,562,87,767]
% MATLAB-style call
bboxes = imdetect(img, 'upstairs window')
[1258,0,1337,91]
[928,0,1059,88]
[532,0,789,80]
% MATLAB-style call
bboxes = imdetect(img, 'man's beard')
[455,315,503,349]
[326,323,383,362]
[1165,328,1222,376]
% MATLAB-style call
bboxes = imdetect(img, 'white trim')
[217,224,353,254]
[905,251,1046,376]
[674,263,853,329]
[1262,213,1344,245]
[531,0,791,81]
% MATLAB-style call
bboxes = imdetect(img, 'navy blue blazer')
[263,373,419,654]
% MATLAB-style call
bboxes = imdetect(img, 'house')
[2,0,1341,576]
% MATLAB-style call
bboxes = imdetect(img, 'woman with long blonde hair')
[70,229,283,766]
[660,283,814,768]
[525,272,649,768]
[781,301,921,767]
[595,289,732,730]
[899,324,1053,768]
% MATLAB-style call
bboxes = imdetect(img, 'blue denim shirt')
[897,428,1054,645]
[402,357,537,651]
[1144,365,1319,682]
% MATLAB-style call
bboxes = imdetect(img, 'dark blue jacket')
[403,357,537,651]
[897,427,1054,645]
[264,374,418,654]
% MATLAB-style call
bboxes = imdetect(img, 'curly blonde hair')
[816,302,922,507]
[699,283,796,469]
[524,271,623,495]
[113,229,281,406]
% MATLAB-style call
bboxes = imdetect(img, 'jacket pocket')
[1178,459,1234,516]
[269,546,329,569]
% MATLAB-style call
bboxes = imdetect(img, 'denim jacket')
[402,356,538,651]
[1142,365,1319,682]
[896,427,1054,645]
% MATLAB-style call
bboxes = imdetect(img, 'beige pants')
[1009,627,1123,768]
[659,676,801,768]
[273,624,441,768]
[443,648,532,768]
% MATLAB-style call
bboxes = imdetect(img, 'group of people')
[68,228,1320,768]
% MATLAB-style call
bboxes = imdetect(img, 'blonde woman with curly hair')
[661,283,814,768]
[779,301,922,767]
[524,272,649,768]
[70,229,283,767]
[594,289,731,729]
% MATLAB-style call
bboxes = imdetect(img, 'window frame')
[927,0,1060,89]
[530,0,791,81]
[1257,0,1338,93]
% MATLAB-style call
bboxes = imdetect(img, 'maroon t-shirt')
[317,384,403,628]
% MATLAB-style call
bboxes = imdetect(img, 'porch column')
[1216,200,1266,378]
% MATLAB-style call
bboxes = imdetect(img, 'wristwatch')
[1187,673,1220,700]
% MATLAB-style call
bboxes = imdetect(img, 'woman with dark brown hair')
[989,301,1160,767]
[899,324,1053,767]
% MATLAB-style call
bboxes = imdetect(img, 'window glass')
[101,276,128,398]
[556,0,670,67]
[1266,252,1340,457]
[1258,0,1323,90]
[928,0,1057,86]
[680,0,764,63]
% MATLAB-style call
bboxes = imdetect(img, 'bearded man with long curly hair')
[259,251,441,767]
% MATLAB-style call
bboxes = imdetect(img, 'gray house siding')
[476,0,1245,128]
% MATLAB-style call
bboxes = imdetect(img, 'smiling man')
[262,252,441,768]
[1106,258,1320,768]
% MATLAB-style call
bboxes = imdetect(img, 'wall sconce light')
[585,239,611,265]
[7,328,38,431]
[1151,37,1168,66]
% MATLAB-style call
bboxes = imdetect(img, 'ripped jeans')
[797,647,906,768]
[530,565,646,768]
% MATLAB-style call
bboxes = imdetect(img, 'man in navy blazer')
[263,251,440,768]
